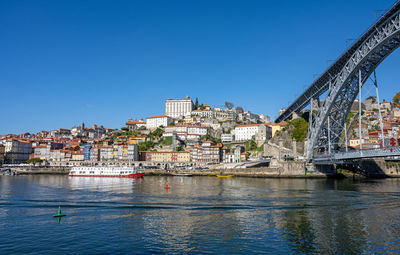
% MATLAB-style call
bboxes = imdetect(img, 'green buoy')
[53,206,66,218]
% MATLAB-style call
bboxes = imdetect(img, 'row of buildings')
[0,138,248,165]
[346,99,400,149]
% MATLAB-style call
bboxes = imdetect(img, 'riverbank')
[10,159,400,178]
[10,166,326,178]
[13,168,70,175]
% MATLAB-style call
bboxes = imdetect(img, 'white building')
[234,124,272,141]
[221,134,234,143]
[162,125,207,141]
[165,97,193,119]
[146,115,173,130]
[187,126,207,136]
[164,125,188,134]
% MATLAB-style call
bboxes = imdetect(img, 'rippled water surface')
[1,175,400,254]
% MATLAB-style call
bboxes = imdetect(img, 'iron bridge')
[275,1,400,163]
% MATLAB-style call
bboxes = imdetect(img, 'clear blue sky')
[1,0,399,134]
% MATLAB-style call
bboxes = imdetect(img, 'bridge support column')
[313,163,337,176]
[374,71,385,147]
[359,69,363,150]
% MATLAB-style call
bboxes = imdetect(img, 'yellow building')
[268,122,287,137]
[128,136,146,144]
[71,151,84,161]
[140,151,190,162]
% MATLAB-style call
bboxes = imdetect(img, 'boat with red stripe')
[69,166,144,178]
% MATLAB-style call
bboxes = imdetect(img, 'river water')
[1,175,400,254]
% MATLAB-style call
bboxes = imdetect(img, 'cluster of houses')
[0,96,289,166]
[3,96,398,166]
[347,99,400,149]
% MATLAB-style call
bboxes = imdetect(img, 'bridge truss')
[275,1,400,162]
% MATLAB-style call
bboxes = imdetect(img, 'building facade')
[140,151,190,162]
[234,124,272,141]
[165,97,193,119]
[126,118,146,131]
[190,141,222,163]
[221,134,234,143]
[5,140,33,164]
[146,115,173,130]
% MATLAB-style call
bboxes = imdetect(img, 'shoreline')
[6,167,369,178]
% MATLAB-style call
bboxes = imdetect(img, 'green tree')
[366,96,376,102]
[176,147,185,151]
[161,136,172,145]
[225,101,234,109]
[245,138,257,151]
[289,118,309,142]
[236,106,243,113]
[393,92,400,107]
[121,127,129,131]
[27,158,43,164]
[152,127,164,138]
[138,141,155,151]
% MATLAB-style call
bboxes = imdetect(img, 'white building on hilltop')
[146,115,173,130]
[165,97,193,119]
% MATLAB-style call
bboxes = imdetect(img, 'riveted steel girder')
[275,2,400,124]
[307,6,400,161]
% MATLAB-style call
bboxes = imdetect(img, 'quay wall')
[10,159,400,178]
[338,158,400,177]
[10,161,325,178]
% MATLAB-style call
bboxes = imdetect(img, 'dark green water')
[1,175,400,254]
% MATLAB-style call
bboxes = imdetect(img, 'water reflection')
[1,175,400,254]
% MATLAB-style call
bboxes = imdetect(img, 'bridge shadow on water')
[336,159,388,178]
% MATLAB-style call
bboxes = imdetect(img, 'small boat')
[169,173,193,177]
[53,206,66,218]
[216,175,234,178]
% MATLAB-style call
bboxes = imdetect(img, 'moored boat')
[216,175,234,178]
[69,166,144,178]
[168,172,193,177]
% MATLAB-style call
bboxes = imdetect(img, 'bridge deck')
[313,147,400,164]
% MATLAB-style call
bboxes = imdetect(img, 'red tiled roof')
[147,115,169,119]
[126,119,146,125]
[236,124,261,128]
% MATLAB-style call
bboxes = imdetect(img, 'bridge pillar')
[313,163,337,176]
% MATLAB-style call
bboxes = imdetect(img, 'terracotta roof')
[236,124,261,128]
[126,119,146,125]
[147,115,169,119]
[166,97,191,101]
[273,122,287,126]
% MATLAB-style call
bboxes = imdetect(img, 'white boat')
[69,166,144,178]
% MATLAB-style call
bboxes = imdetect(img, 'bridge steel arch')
[308,3,400,161]
[275,2,400,162]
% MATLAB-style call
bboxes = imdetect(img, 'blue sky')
[1,0,399,134]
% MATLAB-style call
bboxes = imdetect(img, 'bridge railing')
[313,146,400,161]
